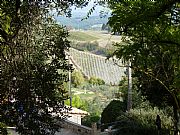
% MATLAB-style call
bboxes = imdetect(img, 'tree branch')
[133,66,180,114]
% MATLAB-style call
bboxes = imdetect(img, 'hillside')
[69,48,126,85]
[69,30,122,48]
[68,31,99,41]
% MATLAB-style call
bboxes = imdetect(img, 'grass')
[78,93,96,100]
[71,87,109,102]
[71,88,95,100]
[68,30,122,48]
[68,31,99,41]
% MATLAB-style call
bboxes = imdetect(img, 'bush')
[89,76,105,85]
[71,41,99,52]
[71,71,85,88]
[86,41,99,52]
[0,122,7,135]
[101,100,126,125]
[114,107,173,135]
[82,114,100,127]
[65,95,88,110]
[71,41,114,57]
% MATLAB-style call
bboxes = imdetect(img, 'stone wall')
[61,120,99,135]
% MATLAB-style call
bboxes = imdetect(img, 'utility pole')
[113,59,133,111]
[114,60,133,111]
[68,54,72,107]
[127,61,132,111]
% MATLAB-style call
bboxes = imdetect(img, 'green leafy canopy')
[108,0,180,133]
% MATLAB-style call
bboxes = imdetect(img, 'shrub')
[86,41,99,52]
[71,41,114,57]
[82,114,100,127]
[0,122,7,135]
[89,76,105,85]
[71,71,85,88]
[101,100,126,125]
[65,95,88,111]
[71,41,99,52]
[114,107,173,135]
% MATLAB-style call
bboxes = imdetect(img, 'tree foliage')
[0,0,87,134]
[89,76,105,85]
[82,114,100,128]
[108,0,180,133]
[71,71,85,88]
[1,22,70,135]
[101,100,126,125]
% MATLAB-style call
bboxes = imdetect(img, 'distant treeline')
[56,16,108,30]
[71,41,114,57]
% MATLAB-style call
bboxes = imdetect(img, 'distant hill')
[56,16,108,30]
[69,48,126,85]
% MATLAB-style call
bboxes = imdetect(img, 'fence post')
[91,123,97,135]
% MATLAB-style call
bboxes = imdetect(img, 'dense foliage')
[0,122,7,135]
[71,41,113,57]
[108,0,180,133]
[100,80,173,134]
[1,21,70,135]
[101,100,126,125]
[0,0,87,134]
[114,107,173,135]
[89,76,105,85]
[71,71,85,88]
[82,114,100,128]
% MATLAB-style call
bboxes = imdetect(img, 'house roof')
[68,107,89,116]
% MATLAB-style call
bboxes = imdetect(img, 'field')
[68,30,122,47]
[72,88,95,100]
[68,31,99,41]
[71,86,119,111]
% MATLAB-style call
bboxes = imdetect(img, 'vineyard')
[69,48,126,85]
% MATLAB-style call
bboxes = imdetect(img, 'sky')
[70,1,110,17]
[54,1,110,29]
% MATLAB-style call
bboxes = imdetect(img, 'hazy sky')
[70,1,110,17]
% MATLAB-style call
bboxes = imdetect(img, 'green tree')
[89,76,105,85]
[82,114,100,128]
[0,122,7,135]
[101,23,106,30]
[101,100,126,127]
[1,21,71,135]
[71,71,85,88]
[0,0,87,134]
[118,77,147,109]
[65,95,88,111]
[108,0,180,134]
